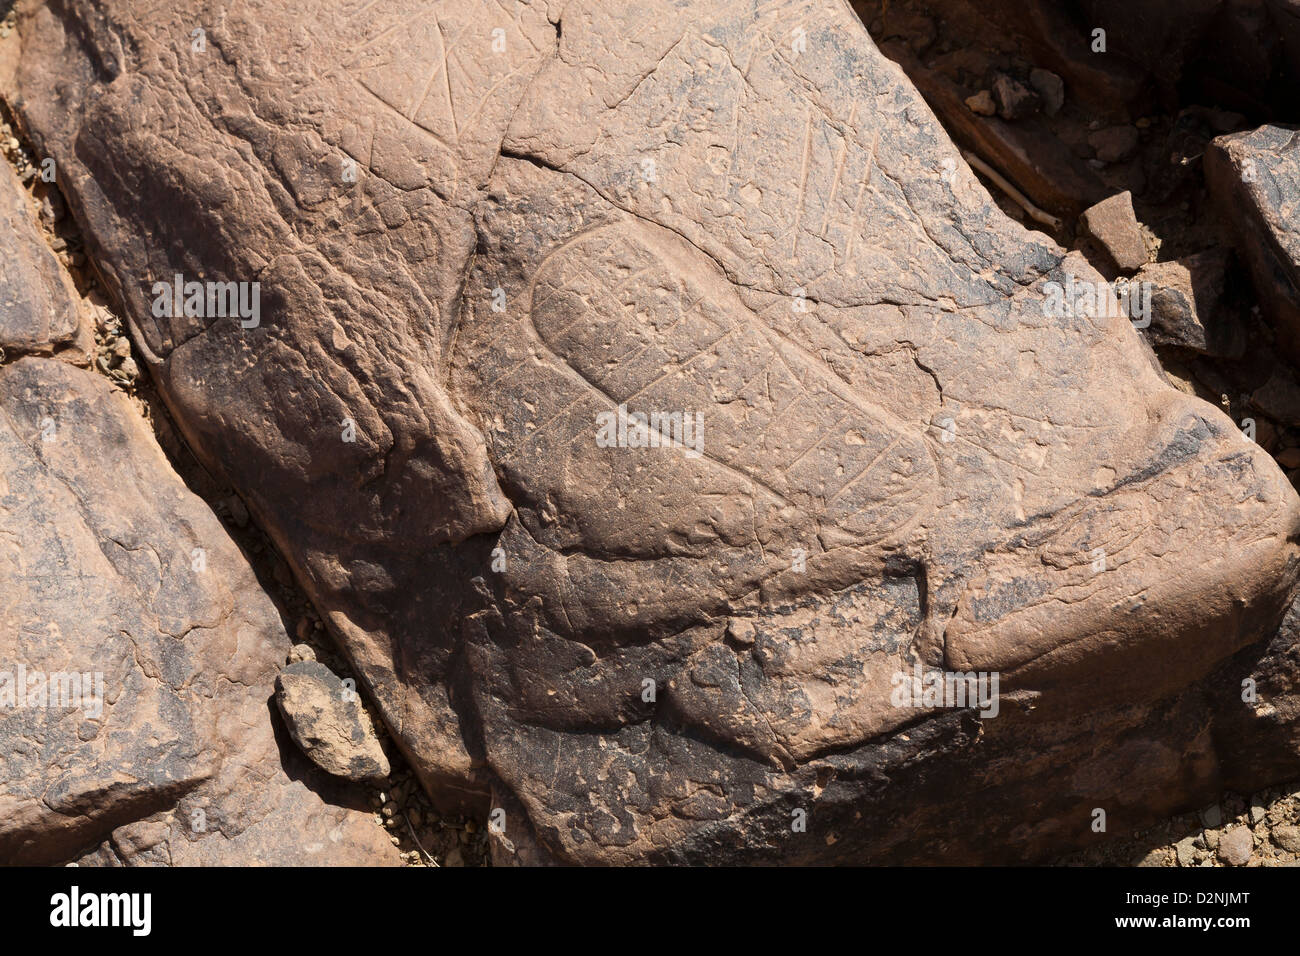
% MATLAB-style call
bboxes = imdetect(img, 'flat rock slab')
[0,357,397,865]
[276,660,390,784]
[0,157,85,356]
[8,0,1300,864]
[1207,125,1300,361]
[1080,191,1148,273]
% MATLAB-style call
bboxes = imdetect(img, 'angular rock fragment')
[276,661,390,784]
[1081,191,1149,272]
[1274,825,1300,853]
[965,89,995,116]
[1206,125,1300,362]
[992,73,1039,120]
[1217,826,1253,865]
[0,358,397,865]
[8,0,1300,866]
[1135,248,1242,357]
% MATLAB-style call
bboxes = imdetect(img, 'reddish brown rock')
[0,357,397,866]
[993,73,1040,121]
[0,159,87,358]
[1217,825,1253,865]
[7,0,1300,866]
[1081,191,1149,272]
[1088,125,1139,164]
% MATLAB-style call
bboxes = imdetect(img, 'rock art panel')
[7,0,1300,864]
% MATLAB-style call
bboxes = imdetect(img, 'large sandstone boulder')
[0,151,396,864]
[7,0,1300,864]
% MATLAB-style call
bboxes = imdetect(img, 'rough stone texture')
[1135,248,1243,357]
[0,356,398,865]
[8,0,1300,865]
[1081,191,1149,272]
[1217,825,1253,865]
[1275,824,1300,852]
[0,158,87,357]
[276,660,390,783]
[880,38,1108,219]
[1252,370,1300,426]
[1206,125,1300,363]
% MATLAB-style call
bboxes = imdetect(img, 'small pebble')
[964,90,996,116]
[1273,825,1300,854]
[287,643,316,664]
[1250,795,1268,824]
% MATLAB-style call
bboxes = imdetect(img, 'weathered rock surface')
[1135,248,1243,357]
[0,355,398,865]
[8,0,1300,865]
[1275,824,1300,853]
[1217,825,1253,865]
[877,36,1108,219]
[0,158,86,357]
[276,661,390,783]
[1206,125,1300,362]
[1029,68,1064,117]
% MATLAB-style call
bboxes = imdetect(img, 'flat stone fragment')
[1080,191,1148,272]
[276,661,391,784]
[8,0,1300,866]
[0,357,398,865]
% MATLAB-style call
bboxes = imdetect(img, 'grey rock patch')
[276,661,391,784]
